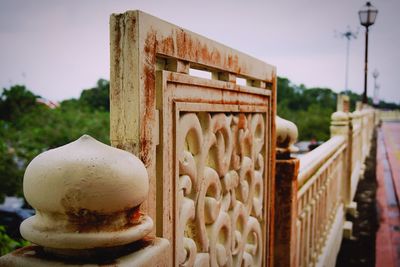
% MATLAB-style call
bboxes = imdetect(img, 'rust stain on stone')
[227,55,233,67]
[11,245,41,257]
[60,200,143,233]
[128,205,143,225]
[176,30,194,59]
[200,44,209,62]
[225,54,240,72]
[144,30,157,64]
[211,49,221,65]
[159,35,175,55]
[111,15,122,99]
[174,29,248,77]
[140,64,155,166]
[237,113,247,129]
[141,31,158,167]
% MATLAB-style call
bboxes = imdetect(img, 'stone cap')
[276,116,298,157]
[331,111,350,126]
[20,135,153,250]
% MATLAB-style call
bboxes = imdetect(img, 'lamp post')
[358,2,378,104]
[372,69,380,106]
[341,28,357,92]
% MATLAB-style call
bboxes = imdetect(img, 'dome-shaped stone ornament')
[20,135,153,250]
[331,111,349,126]
[276,116,299,157]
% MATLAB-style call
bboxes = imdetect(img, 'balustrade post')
[0,135,169,266]
[360,110,368,177]
[330,112,350,203]
[337,94,350,113]
[330,111,355,238]
[274,116,300,267]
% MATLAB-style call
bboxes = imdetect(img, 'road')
[376,122,400,267]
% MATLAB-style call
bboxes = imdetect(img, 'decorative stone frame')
[110,11,276,266]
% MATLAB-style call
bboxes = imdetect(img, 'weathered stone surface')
[276,116,298,158]
[110,10,277,266]
[0,238,170,267]
[20,135,152,250]
[274,158,299,267]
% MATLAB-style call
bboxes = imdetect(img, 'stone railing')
[1,10,277,267]
[379,109,400,122]
[0,10,380,267]
[274,105,377,267]
[109,10,276,266]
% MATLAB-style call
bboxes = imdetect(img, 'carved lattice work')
[177,112,265,266]
[110,11,276,266]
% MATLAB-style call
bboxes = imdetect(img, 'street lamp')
[358,2,378,104]
[340,28,357,92]
[372,69,380,106]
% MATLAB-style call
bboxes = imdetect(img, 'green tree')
[0,135,23,202]
[80,79,109,111]
[0,85,38,121]
[277,77,336,141]
[0,82,109,202]
[0,226,29,256]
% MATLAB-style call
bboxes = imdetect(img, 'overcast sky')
[1,0,399,103]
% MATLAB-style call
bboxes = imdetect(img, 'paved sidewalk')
[376,122,400,267]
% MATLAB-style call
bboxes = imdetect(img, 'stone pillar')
[330,111,355,238]
[274,116,300,267]
[330,111,351,202]
[337,94,350,113]
[355,101,363,111]
[0,135,169,267]
[331,111,350,136]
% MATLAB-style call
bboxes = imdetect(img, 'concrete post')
[274,116,300,267]
[330,112,355,238]
[330,111,352,205]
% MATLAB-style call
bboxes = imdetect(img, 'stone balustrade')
[0,10,382,267]
[274,104,377,267]
[380,109,400,122]
[109,10,276,267]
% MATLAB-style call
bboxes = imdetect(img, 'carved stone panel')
[156,71,273,266]
[177,112,265,266]
[110,11,276,266]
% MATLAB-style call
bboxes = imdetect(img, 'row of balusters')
[295,147,345,267]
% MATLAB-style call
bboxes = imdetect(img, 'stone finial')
[337,94,350,113]
[355,101,363,111]
[331,111,349,125]
[20,135,153,251]
[330,111,350,137]
[276,116,298,157]
[350,109,362,120]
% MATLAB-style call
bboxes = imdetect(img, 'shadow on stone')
[336,130,379,267]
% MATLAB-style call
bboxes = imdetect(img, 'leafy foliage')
[277,77,400,141]
[0,77,399,208]
[80,79,110,111]
[0,85,38,121]
[277,77,337,141]
[0,226,29,256]
[0,81,109,202]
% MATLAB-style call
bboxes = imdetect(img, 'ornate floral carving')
[177,112,265,267]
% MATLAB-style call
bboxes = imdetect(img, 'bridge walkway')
[376,121,400,267]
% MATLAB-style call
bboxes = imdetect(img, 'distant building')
[36,97,59,109]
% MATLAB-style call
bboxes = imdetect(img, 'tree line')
[0,77,399,202]
[0,79,110,203]
[277,77,399,141]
